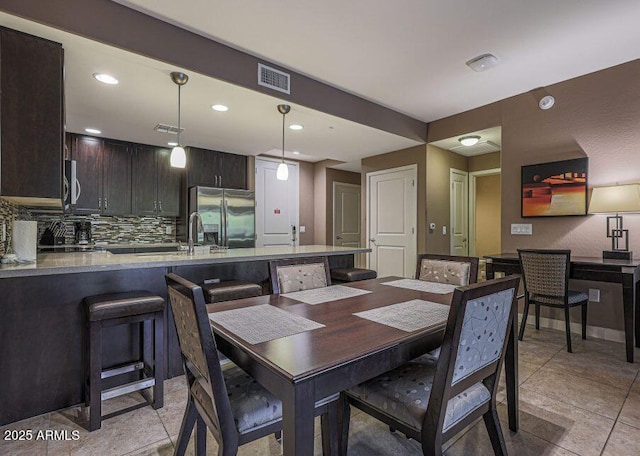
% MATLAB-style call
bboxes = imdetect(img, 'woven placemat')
[209,304,325,345]
[282,285,372,305]
[382,278,457,294]
[354,299,450,332]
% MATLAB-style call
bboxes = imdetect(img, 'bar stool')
[330,267,377,283]
[84,290,165,431]
[201,280,262,303]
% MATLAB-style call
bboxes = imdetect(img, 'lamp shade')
[170,146,186,168]
[589,184,640,214]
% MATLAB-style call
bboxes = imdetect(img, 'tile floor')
[1,327,639,455]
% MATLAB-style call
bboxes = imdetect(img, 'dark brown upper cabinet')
[132,145,181,217]
[0,27,64,207]
[71,135,102,214]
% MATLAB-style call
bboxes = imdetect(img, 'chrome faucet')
[188,211,204,255]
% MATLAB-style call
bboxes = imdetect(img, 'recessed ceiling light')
[211,104,228,112]
[538,95,555,110]
[458,135,480,146]
[85,128,101,134]
[289,124,303,131]
[465,54,500,72]
[168,142,178,147]
[93,73,119,85]
[293,151,300,155]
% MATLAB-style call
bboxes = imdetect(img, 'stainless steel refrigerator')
[188,186,255,248]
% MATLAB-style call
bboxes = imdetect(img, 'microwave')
[64,159,80,211]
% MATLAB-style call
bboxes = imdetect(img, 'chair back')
[518,249,570,299]
[269,256,331,294]
[415,253,479,286]
[424,275,519,439]
[165,273,237,447]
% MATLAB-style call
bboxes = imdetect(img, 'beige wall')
[475,174,501,258]
[469,152,501,172]
[298,161,315,245]
[326,168,361,244]
[428,59,640,331]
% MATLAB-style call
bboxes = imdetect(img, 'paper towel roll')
[12,221,37,261]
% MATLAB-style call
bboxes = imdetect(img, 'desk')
[207,277,519,455]
[485,253,640,363]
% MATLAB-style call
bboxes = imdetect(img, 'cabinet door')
[187,147,220,188]
[220,152,247,189]
[132,145,157,216]
[0,28,63,200]
[71,135,102,214]
[103,139,132,215]
[157,148,181,216]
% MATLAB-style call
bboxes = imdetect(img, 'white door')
[367,165,417,278]
[450,169,469,255]
[255,157,299,247]
[333,182,361,248]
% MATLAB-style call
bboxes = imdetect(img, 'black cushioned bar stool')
[84,290,165,431]
[201,280,262,303]
[330,267,377,283]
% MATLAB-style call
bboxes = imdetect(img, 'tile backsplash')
[0,199,33,256]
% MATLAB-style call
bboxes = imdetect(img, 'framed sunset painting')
[521,158,588,217]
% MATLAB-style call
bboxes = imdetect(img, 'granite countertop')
[0,245,370,278]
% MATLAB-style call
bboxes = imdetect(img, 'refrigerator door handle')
[223,199,229,246]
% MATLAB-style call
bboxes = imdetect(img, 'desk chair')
[518,249,589,353]
[341,276,520,456]
[268,256,331,294]
[165,273,339,456]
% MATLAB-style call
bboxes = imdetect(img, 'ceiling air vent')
[154,123,184,135]
[258,63,290,94]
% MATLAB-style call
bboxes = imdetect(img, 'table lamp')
[588,184,640,260]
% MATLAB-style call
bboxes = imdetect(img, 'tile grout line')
[599,369,640,456]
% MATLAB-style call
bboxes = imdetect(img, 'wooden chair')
[165,273,339,456]
[415,253,480,286]
[518,249,589,353]
[268,256,331,294]
[341,276,520,456]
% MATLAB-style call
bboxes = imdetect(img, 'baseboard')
[518,312,625,344]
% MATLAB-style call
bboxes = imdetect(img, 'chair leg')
[153,311,164,409]
[195,414,207,456]
[535,304,540,330]
[339,395,351,456]
[321,400,340,456]
[88,321,102,432]
[564,307,573,353]
[581,302,588,339]
[174,399,197,456]
[518,297,530,341]
[483,407,507,456]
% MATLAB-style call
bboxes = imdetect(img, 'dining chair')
[518,249,588,353]
[268,256,332,294]
[340,275,520,456]
[415,253,480,286]
[165,273,339,456]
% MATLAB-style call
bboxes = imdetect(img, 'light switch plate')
[511,223,533,235]
[442,226,447,235]
[299,225,306,233]
[165,226,172,235]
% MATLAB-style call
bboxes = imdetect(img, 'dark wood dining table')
[206,277,519,455]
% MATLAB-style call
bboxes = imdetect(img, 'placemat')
[209,304,325,345]
[354,299,450,332]
[282,285,372,305]
[382,278,457,294]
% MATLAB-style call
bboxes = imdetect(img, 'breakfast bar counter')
[0,245,369,426]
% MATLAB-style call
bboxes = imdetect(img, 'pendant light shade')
[170,71,189,168]
[276,104,291,181]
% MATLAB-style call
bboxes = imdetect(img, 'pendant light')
[276,104,291,180]
[170,72,189,168]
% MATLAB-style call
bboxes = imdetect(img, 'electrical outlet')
[511,223,533,235]
[588,288,600,302]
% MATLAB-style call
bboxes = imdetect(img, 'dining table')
[206,276,519,456]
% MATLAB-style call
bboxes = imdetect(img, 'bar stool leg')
[153,310,164,409]
[89,320,102,431]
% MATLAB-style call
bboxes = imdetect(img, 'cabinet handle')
[153,201,157,211]
[98,198,102,210]
[219,175,222,187]
[105,198,108,210]
[159,201,163,212]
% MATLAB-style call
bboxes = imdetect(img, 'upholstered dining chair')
[165,273,339,456]
[341,276,520,456]
[518,249,588,353]
[268,256,332,294]
[415,253,480,286]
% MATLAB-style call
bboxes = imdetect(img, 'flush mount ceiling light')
[167,141,178,147]
[169,71,189,168]
[93,73,118,85]
[458,135,481,147]
[539,95,556,110]
[289,124,303,131]
[211,104,228,112]
[465,53,500,72]
[85,128,101,134]
[276,104,291,181]
[293,151,300,155]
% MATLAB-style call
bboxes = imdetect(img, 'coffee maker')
[74,221,92,245]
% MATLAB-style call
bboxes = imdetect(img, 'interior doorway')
[469,168,501,257]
